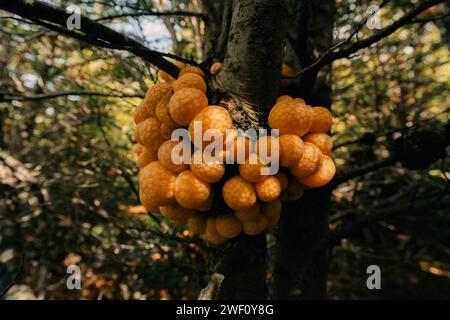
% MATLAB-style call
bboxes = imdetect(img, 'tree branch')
[410,12,450,24]
[329,198,448,246]
[0,254,24,298]
[333,132,377,150]
[0,91,144,103]
[294,0,445,76]
[332,157,397,187]
[0,0,200,77]
[96,10,206,22]
[333,111,449,150]
[197,273,225,300]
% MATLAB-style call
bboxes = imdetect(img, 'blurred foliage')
[330,0,449,299]
[0,0,449,299]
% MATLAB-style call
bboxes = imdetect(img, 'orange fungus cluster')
[132,63,336,245]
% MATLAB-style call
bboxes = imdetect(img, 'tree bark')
[273,188,333,299]
[205,0,287,299]
[213,0,287,127]
[213,234,268,299]
[273,0,336,299]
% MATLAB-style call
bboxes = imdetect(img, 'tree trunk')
[213,0,287,127]
[211,234,268,299]
[204,0,335,300]
[273,0,336,299]
[273,188,333,299]
[205,0,287,299]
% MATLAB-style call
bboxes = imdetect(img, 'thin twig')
[0,91,144,102]
[332,157,397,187]
[0,0,201,77]
[291,0,445,77]
[410,12,450,24]
[96,10,205,22]
[0,254,25,298]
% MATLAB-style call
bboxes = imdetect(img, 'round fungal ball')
[168,88,208,126]
[255,176,281,202]
[310,107,332,133]
[280,64,294,88]
[135,117,165,151]
[275,95,293,104]
[303,132,333,156]
[187,214,207,235]
[290,142,323,178]
[205,217,227,245]
[138,147,158,168]
[243,215,269,236]
[188,106,233,148]
[190,150,225,183]
[216,214,242,239]
[235,203,261,222]
[157,140,189,173]
[159,61,185,81]
[286,177,304,201]
[139,190,161,214]
[175,170,211,209]
[256,135,279,158]
[155,93,178,127]
[160,204,195,224]
[196,192,214,212]
[279,134,304,167]
[139,161,176,206]
[179,65,206,78]
[275,172,289,191]
[210,62,223,75]
[222,176,257,210]
[134,99,151,124]
[298,155,336,188]
[145,82,174,99]
[173,73,207,93]
[224,133,252,163]
[261,199,282,226]
[133,143,144,156]
[234,136,252,161]
[135,83,173,124]
[239,154,269,183]
[159,71,173,82]
[160,122,178,140]
[268,99,312,137]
